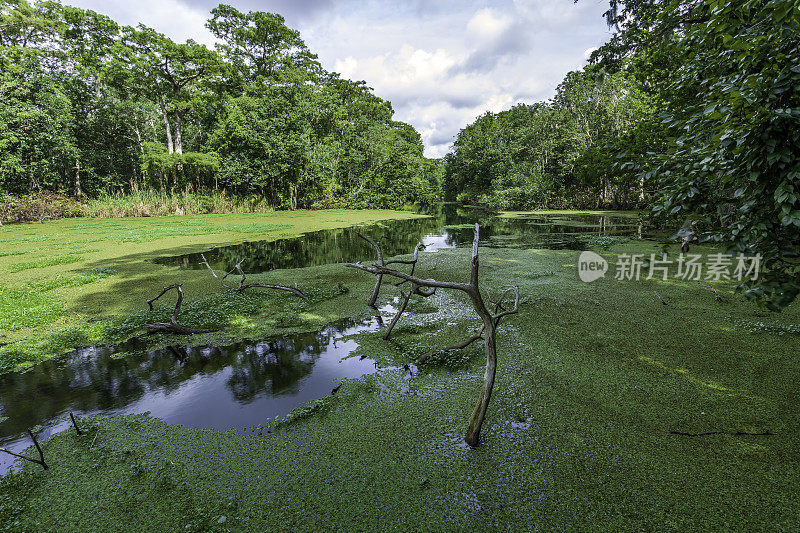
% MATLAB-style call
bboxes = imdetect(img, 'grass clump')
[273,395,337,429]
[84,189,275,218]
[9,254,82,273]
[0,287,62,332]
[421,346,478,369]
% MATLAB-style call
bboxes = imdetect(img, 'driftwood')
[200,255,309,299]
[0,430,48,470]
[378,242,429,340]
[146,284,214,334]
[347,224,519,448]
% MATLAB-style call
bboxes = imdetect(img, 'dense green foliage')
[443,69,661,210]
[590,0,800,309]
[446,0,799,308]
[0,1,439,209]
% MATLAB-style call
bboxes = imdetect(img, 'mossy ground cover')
[1,213,799,531]
[0,210,422,372]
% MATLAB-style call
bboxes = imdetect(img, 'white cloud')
[66,0,612,157]
[70,0,215,46]
[466,8,513,40]
[333,56,358,79]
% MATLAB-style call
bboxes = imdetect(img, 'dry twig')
[199,255,309,299]
[0,430,48,470]
[146,284,214,334]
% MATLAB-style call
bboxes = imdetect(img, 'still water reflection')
[0,318,381,474]
[154,207,642,273]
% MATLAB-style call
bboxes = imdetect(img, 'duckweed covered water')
[1,209,643,475]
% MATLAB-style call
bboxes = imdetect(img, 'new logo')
[578,251,608,282]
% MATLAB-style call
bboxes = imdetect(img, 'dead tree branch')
[387,242,426,284]
[353,236,428,339]
[417,325,485,365]
[347,224,519,447]
[146,284,214,334]
[698,282,723,302]
[384,289,412,340]
[70,413,83,436]
[382,282,436,340]
[0,430,48,470]
[200,255,309,299]
[381,242,429,339]
[357,232,385,308]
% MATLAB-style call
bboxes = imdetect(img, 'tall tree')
[123,26,220,155]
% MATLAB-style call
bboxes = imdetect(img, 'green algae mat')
[1,211,798,531]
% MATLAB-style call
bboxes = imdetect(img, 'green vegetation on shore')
[0,2,440,214]
[1,224,798,530]
[443,0,799,309]
[0,210,422,373]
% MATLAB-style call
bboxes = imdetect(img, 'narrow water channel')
[153,208,643,273]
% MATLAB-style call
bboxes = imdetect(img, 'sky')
[66,0,613,158]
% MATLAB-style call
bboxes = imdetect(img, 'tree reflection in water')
[154,207,644,273]
[1,209,646,473]
[0,318,380,474]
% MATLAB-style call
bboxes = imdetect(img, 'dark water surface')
[1,208,641,473]
[0,318,382,474]
[153,207,642,273]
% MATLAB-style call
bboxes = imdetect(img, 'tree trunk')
[158,95,174,154]
[174,110,184,155]
[463,268,497,448]
[74,160,83,197]
[639,174,646,203]
[464,319,497,448]
[346,224,519,448]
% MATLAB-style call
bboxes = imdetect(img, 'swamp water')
[1,209,642,473]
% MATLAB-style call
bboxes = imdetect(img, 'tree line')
[443,68,660,210]
[0,1,442,209]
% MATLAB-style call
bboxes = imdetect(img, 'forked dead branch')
[381,241,429,340]
[145,284,215,334]
[347,223,519,447]
[0,430,48,470]
[200,254,309,299]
